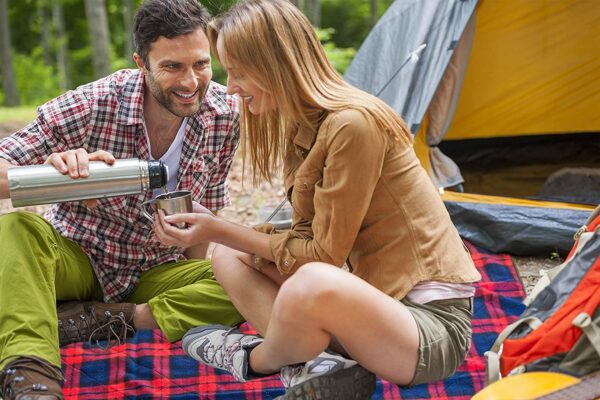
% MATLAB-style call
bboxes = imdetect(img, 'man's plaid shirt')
[0,69,240,302]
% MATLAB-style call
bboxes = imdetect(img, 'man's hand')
[44,149,116,207]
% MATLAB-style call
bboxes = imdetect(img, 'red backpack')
[486,206,600,382]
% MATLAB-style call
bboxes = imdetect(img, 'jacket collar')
[292,110,327,151]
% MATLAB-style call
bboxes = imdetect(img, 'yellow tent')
[346,0,599,255]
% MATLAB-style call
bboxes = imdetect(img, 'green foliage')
[110,47,134,74]
[4,0,392,106]
[211,62,227,87]
[107,0,143,68]
[13,52,61,106]
[321,0,393,49]
[317,28,356,75]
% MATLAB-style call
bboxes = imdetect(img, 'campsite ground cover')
[0,121,555,295]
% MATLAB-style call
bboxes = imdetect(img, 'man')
[0,1,243,398]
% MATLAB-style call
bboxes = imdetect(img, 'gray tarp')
[445,201,590,256]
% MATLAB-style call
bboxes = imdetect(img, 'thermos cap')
[147,160,168,189]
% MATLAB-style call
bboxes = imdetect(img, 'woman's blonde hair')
[208,0,412,181]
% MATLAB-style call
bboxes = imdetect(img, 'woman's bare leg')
[211,245,288,335]
[248,262,420,384]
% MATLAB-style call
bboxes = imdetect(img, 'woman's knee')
[276,262,342,314]
[211,245,251,282]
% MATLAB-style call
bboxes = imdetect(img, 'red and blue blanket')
[61,243,525,399]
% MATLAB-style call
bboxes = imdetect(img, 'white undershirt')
[144,118,187,199]
[405,281,475,304]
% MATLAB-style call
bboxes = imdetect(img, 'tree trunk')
[0,0,20,106]
[122,0,133,63]
[307,0,320,27]
[84,0,111,78]
[38,0,53,65]
[52,0,70,90]
[370,0,379,28]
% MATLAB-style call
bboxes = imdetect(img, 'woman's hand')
[153,201,216,247]
[190,201,214,216]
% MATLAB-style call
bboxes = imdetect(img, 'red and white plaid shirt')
[0,69,240,302]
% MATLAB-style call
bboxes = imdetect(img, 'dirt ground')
[0,121,556,296]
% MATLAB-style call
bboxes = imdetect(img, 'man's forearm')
[0,158,11,200]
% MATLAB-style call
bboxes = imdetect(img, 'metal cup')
[142,190,193,228]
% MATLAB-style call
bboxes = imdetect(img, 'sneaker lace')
[279,364,304,388]
[0,355,64,399]
[202,328,244,375]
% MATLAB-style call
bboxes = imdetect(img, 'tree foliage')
[1,0,390,107]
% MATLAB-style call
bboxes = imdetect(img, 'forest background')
[0,0,392,109]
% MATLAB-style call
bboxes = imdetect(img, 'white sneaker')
[182,325,263,382]
[277,350,376,399]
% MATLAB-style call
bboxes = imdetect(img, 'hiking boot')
[182,325,263,382]
[57,301,135,348]
[0,355,64,400]
[276,351,376,400]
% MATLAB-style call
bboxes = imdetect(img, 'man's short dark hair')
[133,0,211,66]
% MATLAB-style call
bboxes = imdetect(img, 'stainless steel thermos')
[7,158,168,207]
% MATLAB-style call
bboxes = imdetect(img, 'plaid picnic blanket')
[61,243,526,399]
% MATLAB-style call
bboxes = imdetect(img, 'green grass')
[0,107,37,123]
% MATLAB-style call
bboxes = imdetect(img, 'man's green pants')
[0,212,244,369]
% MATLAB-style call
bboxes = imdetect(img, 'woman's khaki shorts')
[401,297,473,385]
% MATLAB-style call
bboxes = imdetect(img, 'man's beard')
[145,71,208,118]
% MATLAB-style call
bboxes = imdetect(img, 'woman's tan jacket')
[254,109,481,299]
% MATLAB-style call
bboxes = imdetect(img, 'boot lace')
[58,305,134,349]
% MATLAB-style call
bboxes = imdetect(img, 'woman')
[154,0,481,398]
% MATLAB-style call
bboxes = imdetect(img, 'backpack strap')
[485,316,543,385]
[585,205,600,227]
[572,312,600,359]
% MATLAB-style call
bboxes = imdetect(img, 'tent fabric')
[345,0,478,189]
[345,0,599,255]
[345,0,477,135]
[423,13,476,188]
[445,0,600,140]
[346,0,600,190]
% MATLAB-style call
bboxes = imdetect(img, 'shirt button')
[254,256,261,264]
[283,260,289,267]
